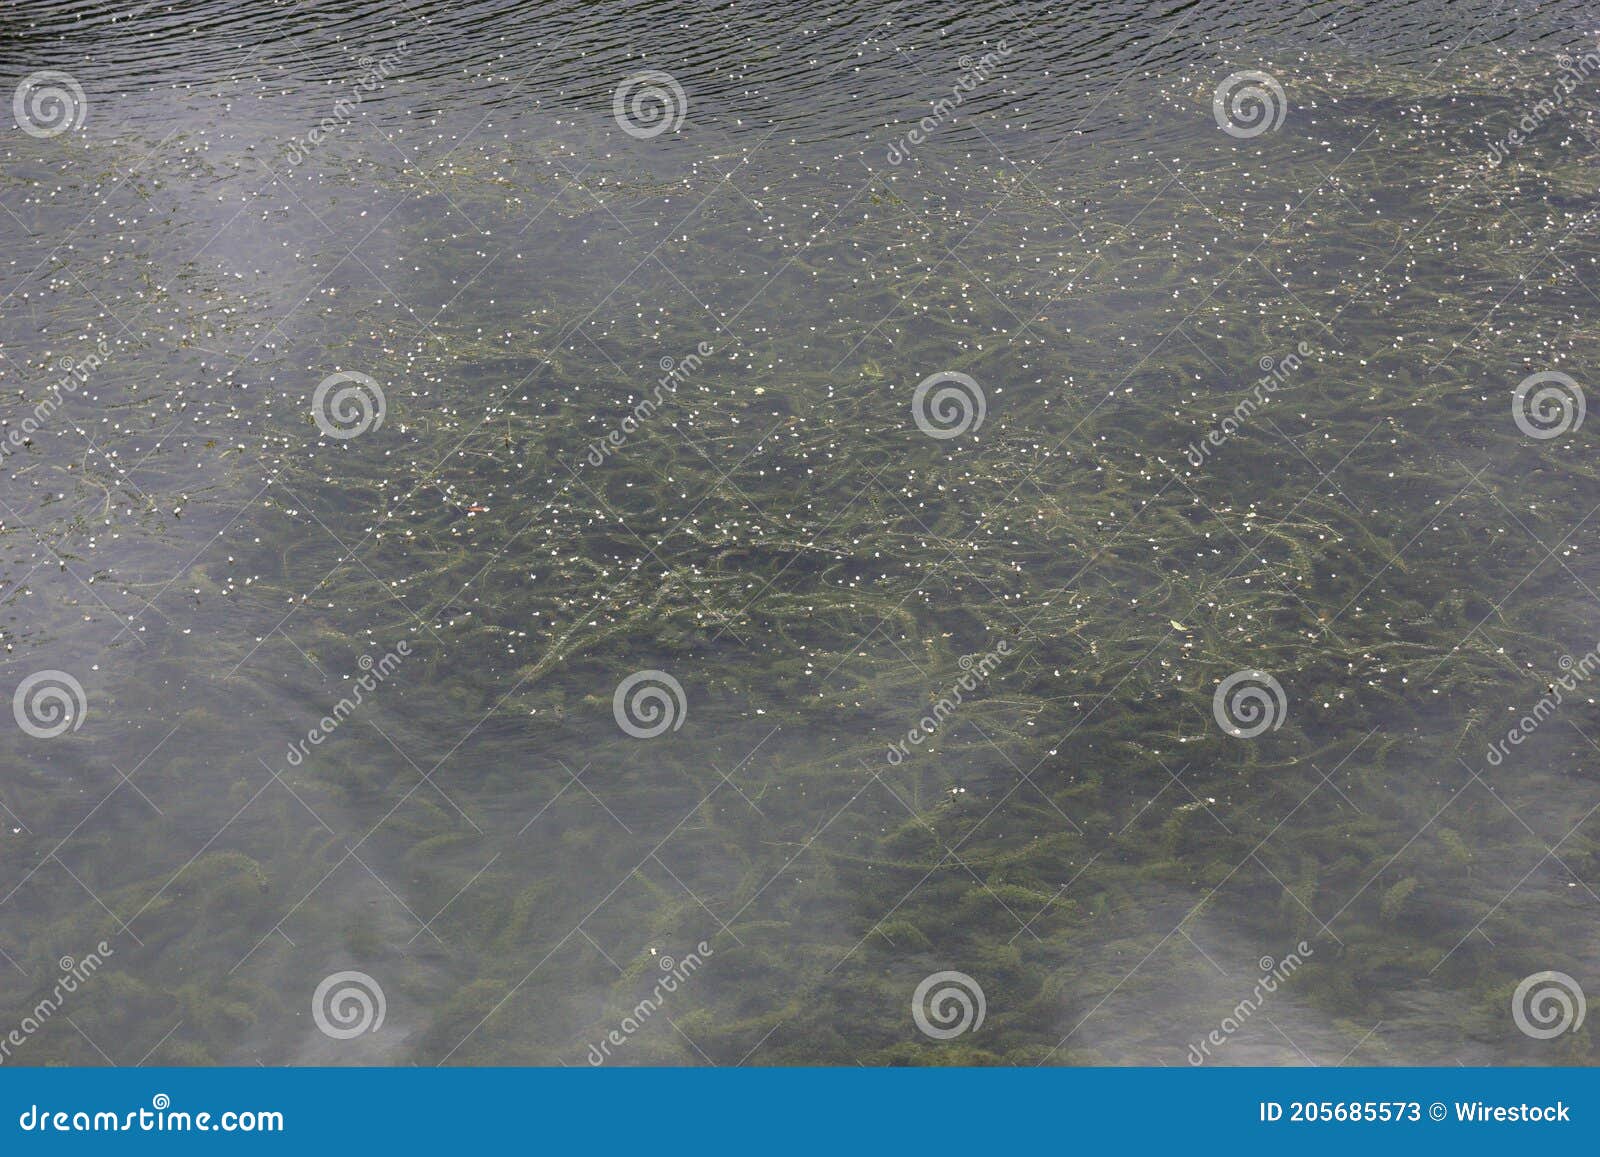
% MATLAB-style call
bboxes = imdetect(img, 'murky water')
[2,0,1600,1066]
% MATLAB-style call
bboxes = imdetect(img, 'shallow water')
[3,0,1600,1066]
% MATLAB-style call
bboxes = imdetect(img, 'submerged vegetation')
[2,29,1599,1066]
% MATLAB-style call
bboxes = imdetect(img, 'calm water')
[2,0,1600,1065]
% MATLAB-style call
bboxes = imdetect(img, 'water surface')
[2,0,1600,1066]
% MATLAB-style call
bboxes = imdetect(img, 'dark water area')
[2,0,1600,1066]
